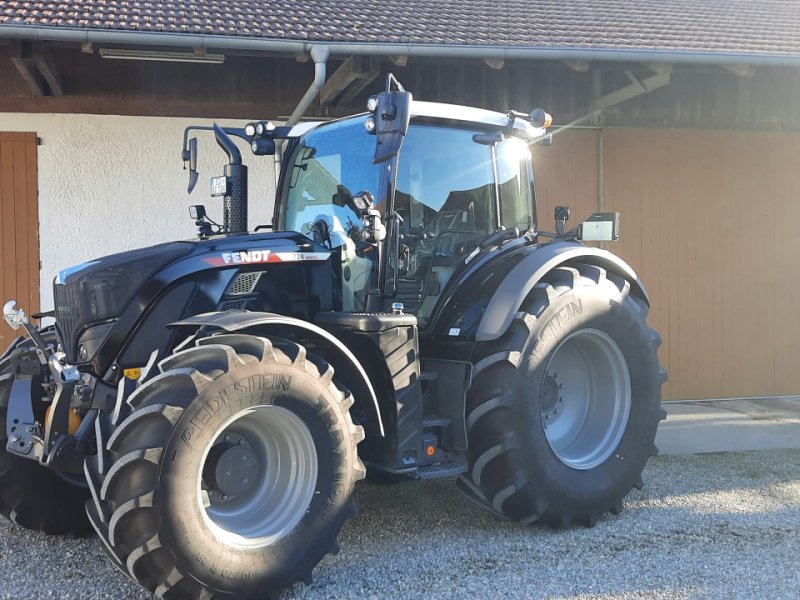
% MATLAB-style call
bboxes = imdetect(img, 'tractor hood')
[53,232,330,365]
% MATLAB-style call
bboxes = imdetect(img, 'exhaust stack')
[213,123,248,234]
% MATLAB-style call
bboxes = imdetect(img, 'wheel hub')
[197,405,318,549]
[540,371,561,417]
[203,436,261,500]
[539,329,631,470]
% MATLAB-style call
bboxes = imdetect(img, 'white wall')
[0,113,277,311]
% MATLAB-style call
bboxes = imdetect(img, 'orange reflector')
[124,367,142,380]
[542,112,553,129]
[426,445,435,457]
[45,405,81,435]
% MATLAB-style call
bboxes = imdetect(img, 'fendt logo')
[222,250,271,264]
[202,249,331,267]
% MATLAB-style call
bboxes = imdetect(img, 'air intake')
[228,272,262,296]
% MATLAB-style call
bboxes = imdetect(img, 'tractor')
[0,75,665,599]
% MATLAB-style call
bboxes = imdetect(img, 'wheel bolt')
[559,397,564,403]
[554,408,560,415]
[559,383,564,389]
[224,435,231,442]
[242,478,248,486]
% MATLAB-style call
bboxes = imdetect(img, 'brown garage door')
[0,132,39,353]
[534,128,800,400]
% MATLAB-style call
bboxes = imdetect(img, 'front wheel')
[459,264,666,527]
[85,334,365,599]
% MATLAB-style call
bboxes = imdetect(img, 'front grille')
[219,298,251,311]
[53,283,80,361]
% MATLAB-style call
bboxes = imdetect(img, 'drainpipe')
[275,45,329,188]
[286,45,329,126]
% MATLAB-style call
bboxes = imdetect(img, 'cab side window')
[496,137,534,232]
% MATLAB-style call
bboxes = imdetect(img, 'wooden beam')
[642,61,674,75]
[32,44,63,96]
[9,41,46,97]
[320,55,380,106]
[483,57,504,70]
[563,59,590,72]
[389,55,408,67]
[337,56,381,105]
[592,71,671,111]
[722,64,757,78]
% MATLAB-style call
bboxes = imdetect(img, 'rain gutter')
[0,25,799,67]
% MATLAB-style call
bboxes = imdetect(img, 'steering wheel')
[432,229,481,259]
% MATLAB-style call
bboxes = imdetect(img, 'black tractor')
[1,76,665,599]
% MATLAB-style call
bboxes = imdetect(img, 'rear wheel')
[85,334,365,599]
[0,334,90,535]
[458,264,667,527]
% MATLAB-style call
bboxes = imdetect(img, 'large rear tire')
[0,335,90,535]
[85,334,365,599]
[458,264,667,527]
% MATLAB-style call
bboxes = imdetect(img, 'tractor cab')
[278,98,544,323]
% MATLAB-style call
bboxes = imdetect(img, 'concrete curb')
[656,396,800,455]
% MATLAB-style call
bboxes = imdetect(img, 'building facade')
[1,2,799,400]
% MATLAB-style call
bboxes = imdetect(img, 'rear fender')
[434,241,649,342]
[170,310,384,437]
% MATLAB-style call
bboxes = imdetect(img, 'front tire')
[459,264,666,527]
[85,334,365,599]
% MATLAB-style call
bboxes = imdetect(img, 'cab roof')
[288,100,546,140]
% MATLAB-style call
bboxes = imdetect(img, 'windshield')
[280,117,380,245]
[279,117,381,311]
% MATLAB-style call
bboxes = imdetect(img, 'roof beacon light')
[529,108,553,129]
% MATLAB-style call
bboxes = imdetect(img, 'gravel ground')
[1,449,798,600]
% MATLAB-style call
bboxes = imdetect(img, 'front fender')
[170,310,384,436]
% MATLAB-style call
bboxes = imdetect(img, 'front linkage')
[2,301,113,475]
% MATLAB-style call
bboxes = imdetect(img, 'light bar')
[99,48,225,64]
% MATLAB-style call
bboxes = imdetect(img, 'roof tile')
[0,0,798,56]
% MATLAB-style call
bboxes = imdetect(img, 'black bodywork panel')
[52,232,336,378]
[422,237,649,342]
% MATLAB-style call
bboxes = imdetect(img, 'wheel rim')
[540,328,631,470]
[197,405,318,549]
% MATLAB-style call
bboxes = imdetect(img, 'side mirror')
[187,137,199,194]
[367,79,412,164]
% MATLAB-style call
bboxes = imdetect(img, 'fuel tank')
[52,232,335,376]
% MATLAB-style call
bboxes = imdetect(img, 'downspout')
[275,45,329,188]
[286,45,329,126]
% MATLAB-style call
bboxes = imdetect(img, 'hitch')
[3,301,50,361]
